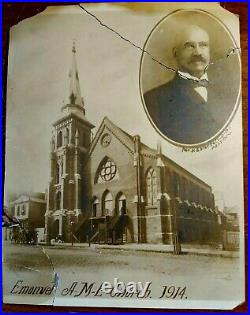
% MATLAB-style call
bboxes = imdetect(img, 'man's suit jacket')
[144,75,233,144]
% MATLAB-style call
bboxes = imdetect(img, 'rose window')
[99,159,117,182]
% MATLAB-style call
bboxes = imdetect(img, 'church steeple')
[61,42,85,116]
[69,42,84,107]
[46,41,95,243]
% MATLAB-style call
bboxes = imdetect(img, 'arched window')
[146,168,157,206]
[56,191,61,210]
[102,191,113,216]
[117,193,126,215]
[16,206,20,216]
[65,128,70,145]
[57,131,63,148]
[92,197,100,217]
[96,157,118,183]
[55,163,60,184]
[173,172,180,197]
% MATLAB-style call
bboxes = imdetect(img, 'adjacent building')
[221,206,240,250]
[8,193,46,242]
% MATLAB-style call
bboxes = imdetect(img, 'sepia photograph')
[2,2,245,311]
[140,9,241,145]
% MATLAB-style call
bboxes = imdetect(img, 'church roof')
[88,117,211,189]
[88,116,135,157]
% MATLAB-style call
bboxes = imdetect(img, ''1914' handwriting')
[159,285,187,299]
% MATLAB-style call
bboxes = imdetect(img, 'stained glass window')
[97,158,117,183]
[146,168,157,206]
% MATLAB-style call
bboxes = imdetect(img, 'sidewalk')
[45,242,239,258]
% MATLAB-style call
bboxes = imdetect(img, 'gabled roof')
[87,116,159,159]
[87,117,135,160]
[87,117,211,189]
[10,193,46,205]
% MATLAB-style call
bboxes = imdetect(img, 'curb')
[43,243,239,258]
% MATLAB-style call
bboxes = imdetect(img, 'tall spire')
[68,41,84,108]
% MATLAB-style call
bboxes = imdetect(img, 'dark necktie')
[192,79,209,88]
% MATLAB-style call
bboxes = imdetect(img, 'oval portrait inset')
[140,9,241,146]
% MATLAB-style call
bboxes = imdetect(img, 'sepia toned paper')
[3,2,245,310]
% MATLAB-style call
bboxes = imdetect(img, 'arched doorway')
[102,190,113,216]
[52,219,59,239]
[92,197,100,217]
[117,193,126,215]
[110,192,127,244]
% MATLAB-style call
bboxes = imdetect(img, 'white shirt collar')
[178,71,209,82]
[178,71,208,103]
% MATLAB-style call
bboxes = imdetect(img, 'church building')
[45,45,222,247]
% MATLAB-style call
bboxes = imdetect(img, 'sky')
[4,3,244,212]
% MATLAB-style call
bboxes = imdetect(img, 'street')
[3,243,244,307]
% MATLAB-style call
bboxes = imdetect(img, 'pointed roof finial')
[156,140,164,167]
[157,140,162,155]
